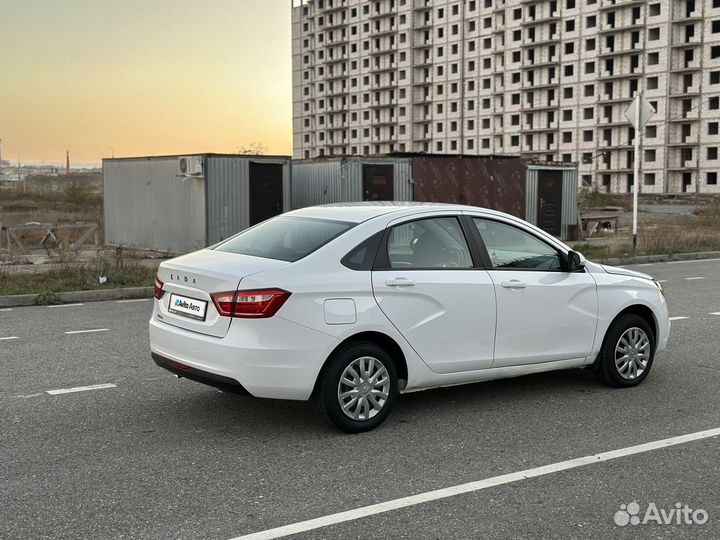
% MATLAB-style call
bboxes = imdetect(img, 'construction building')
[291,0,720,193]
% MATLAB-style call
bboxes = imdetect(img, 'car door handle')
[501,280,527,289]
[385,278,416,287]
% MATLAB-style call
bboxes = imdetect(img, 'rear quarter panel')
[234,216,436,390]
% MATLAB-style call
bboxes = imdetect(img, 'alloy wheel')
[614,327,650,380]
[337,356,391,421]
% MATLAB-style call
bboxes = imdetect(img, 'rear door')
[371,214,496,374]
[469,217,598,368]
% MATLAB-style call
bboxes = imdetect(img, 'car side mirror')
[568,250,586,272]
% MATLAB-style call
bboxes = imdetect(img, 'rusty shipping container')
[408,154,577,240]
[410,155,526,218]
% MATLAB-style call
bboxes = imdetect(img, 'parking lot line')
[0,336,19,341]
[685,277,706,280]
[669,316,689,321]
[116,298,151,303]
[64,328,109,335]
[0,308,12,312]
[48,303,84,308]
[710,312,720,316]
[46,383,117,395]
[230,427,720,540]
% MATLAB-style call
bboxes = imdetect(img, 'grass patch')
[0,260,156,296]
[575,228,720,260]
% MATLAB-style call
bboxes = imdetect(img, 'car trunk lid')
[155,249,289,337]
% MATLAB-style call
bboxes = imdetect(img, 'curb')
[0,286,154,308]
[597,250,720,267]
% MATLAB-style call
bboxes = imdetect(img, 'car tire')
[313,341,399,433]
[594,314,655,388]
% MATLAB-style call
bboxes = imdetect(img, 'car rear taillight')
[154,275,165,300]
[211,289,291,318]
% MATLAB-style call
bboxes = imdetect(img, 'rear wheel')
[313,342,399,433]
[594,314,655,388]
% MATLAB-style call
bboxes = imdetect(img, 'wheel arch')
[313,331,409,395]
[614,304,658,343]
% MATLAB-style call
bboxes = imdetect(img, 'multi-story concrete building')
[291,0,720,193]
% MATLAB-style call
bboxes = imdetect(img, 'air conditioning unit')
[178,156,203,176]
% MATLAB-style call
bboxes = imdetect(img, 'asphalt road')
[2,259,720,539]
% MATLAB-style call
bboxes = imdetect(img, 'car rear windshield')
[213,217,354,262]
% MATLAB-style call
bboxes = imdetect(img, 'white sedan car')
[149,203,669,432]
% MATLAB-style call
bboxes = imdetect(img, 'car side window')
[473,218,563,271]
[386,217,473,269]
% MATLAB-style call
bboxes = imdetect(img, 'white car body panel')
[149,202,671,402]
[156,250,288,338]
[587,270,670,361]
[372,268,496,373]
[487,269,598,367]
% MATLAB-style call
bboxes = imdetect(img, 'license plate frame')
[168,293,208,321]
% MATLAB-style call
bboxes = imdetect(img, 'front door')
[249,162,283,226]
[372,215,496,374]
[471,217,598,368]
[537,170,563,236]
[363,164,394,201]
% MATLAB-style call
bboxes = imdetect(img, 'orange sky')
[0,1,292,164]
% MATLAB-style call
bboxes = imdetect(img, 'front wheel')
[594,314,655,388]
[313,342,399,433]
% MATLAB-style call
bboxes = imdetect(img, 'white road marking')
[0,336,19,341]
[668,258,720,264]
[636,263,654,267]
[231,427,720,540]
[669,316,689,321]
[115,298,150,303]
[0,308,13,312]
[46,383,117,395]
[685,277,706,280]
[48,303,84,308]
[657,279,669,283]
[11,393,44,399]
[710,312,720,316]
[64,328,109,335]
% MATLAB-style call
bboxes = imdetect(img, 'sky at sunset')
[0,0,292,164]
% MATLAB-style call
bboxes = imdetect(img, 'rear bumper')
[149,307,340,400]
[152,353,250,395]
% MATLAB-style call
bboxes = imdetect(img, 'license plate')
[168,293,208,321]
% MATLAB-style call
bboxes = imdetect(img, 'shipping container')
[290,156,413,208]
[411,155,526,218]
[103,154,290,253]
[525,164,579,241]
[290,154,578,240]
[409,154,577,240]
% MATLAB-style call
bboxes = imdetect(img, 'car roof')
[285,201,488,223]
[283,202,571,253]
